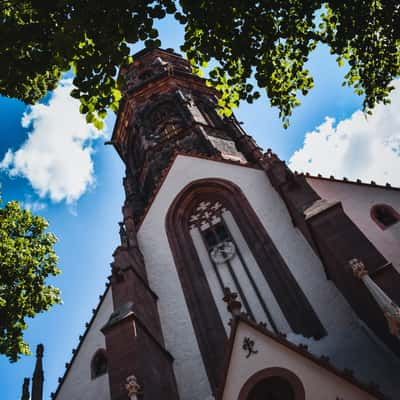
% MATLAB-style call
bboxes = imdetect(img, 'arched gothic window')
[166,179,325,391]
[91,349,108,379]
[371,204,400,230]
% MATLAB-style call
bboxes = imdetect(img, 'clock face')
[210,240,236,264]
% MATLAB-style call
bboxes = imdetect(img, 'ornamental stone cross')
[223,287,242,316]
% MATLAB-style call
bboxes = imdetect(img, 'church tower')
[52,48,400,400]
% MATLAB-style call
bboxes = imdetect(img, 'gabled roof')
[217,314,388,400]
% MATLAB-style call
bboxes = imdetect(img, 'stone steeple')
[31,344,44,400]
[111,48,262,225]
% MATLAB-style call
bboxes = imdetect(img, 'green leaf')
[0,199,61,362]
[0,0,397,129]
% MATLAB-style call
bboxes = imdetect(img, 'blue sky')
[1,16,400,399]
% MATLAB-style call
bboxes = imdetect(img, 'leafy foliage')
[1,1,399,128]
[0,199,61,362]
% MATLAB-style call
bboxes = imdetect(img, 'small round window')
[371,204,400,230]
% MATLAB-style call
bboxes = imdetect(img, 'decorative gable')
[219,317,386,400]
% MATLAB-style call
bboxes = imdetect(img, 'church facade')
[33,48,400,400]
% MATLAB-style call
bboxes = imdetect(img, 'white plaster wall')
[223,322,379,400]
[56,288,113,400]
[307,178,400,271]
[137,155,400,400]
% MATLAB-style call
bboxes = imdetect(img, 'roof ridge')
[293,171,400,191]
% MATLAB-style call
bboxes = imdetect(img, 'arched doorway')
[247,376,295,400]
[239,367,305,400]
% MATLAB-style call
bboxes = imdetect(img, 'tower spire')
[31,344,44,400]
[21,378,30,400]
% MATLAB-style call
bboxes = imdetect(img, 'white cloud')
[0,80,105,203]
[289,81,400,186]
[21,198,47,213]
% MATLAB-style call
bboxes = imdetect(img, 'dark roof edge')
[51,284,111,399]
[131,47,183,60]
[297,172,400,192]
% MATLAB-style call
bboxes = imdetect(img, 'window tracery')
[188,199,271,325]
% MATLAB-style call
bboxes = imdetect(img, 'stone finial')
[222,287,242,316]
[152,56,172,74]
[348,258,400,337]
[263,148,279,164]
[32,344,44,400]
[21,378,30,400]
[348,258,368,279]
[119,222,129,247]
[36,343,44,358]
[126,375,142,400]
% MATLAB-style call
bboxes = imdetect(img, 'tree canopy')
[0,1,399,128]
[0,199,61,362]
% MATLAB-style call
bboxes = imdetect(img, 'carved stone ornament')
[152,56,173,75]
[242,336,258,358]
[119,222,129,247]
[207,135,246,163]
[189,200,226,229]
[349,258,400,337]
[303,199,339,220]
[125,375,143,400]
[222,287,242,316]
[210,240,236,264]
